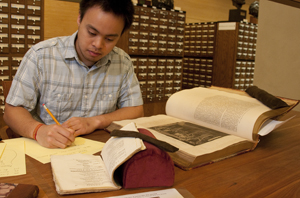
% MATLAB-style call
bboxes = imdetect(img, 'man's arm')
[61,105,144,136]
[3,103,75,148]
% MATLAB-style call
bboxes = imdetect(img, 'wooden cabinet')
[212,21,257,90]
[182,21,257,91]
[183,22,216,89]
[0,0,44,112]
[117,4,186,104]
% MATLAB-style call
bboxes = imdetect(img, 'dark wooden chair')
[0,81,20,140]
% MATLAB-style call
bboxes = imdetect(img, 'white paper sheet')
[105,188,184,198]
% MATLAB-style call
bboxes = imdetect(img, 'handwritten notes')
[3,137,105,164]
[0,141,26,177]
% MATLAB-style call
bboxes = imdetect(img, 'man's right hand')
[35,124,76,149]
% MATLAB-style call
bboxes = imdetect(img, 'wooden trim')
[269,0,300,9]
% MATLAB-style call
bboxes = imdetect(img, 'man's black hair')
[79,0,134,34]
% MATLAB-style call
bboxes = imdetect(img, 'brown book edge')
[6,183,39,198]
[169,140,257,171]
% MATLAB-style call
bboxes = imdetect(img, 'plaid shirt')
[6,32,143,125]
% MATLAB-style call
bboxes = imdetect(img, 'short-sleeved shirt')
[6,32,143,125]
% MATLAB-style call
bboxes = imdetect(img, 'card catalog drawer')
[0,65,9,75]
[146,94,155,102]
[150,8,159,17]
[11,34,25,44]
[157,65,165,73]
[148,65,156,73]
[139,80,147,89]
[147,72,156,80]
[27,0,42,6]
[11,3,25,15]
[0,33,8,43]
[27,5,41,15]
[137,72,147,80]
[11,14,25,25]
[137,65,147,73]
[0,43,8,53]
[128,46,138,55]
[11,56,23,67]
[147,80,156,88]
[11,24,25,34]
[0,56,9,66]
[0,13,9,24]
[27,16,41,26]
[11,44,25,53]
[27,35,41,44]
[156,72,165,80]
[0,2,9,13]
[0,24,8,34]
[156,80,165,87]
[138,47,148,55]
[27,25,41,35]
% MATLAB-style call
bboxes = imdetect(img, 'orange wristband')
[33,123,44,140]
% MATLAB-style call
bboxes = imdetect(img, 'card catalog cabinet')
[131,56,183,103]
[182,22,216,89]
[212,21,257,90]
[0,0,44,112]
[182,57,213,89]
[117,4,186,103]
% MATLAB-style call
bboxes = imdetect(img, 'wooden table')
[1,111,300,198]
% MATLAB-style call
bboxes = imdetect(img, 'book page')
[101,122,146,186]
[166,87,271,140]
[258,115,295,136]
[51,153,120,195]
[111,115,247,157]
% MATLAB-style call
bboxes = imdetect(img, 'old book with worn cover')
[51,122,146,195]
[0,183,39,198]
[106,86,299,170]
[51,122,176,195]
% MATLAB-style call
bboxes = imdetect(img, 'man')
[3,0,144,148]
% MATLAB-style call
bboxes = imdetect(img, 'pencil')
[42,104,60,125]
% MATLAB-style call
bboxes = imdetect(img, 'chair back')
[0,81,19,140]
[3,81,12,99]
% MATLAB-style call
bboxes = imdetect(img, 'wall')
[44,0,256,39]
[175,0,255,23]
[44,0,79,40]
[254,0,300,111]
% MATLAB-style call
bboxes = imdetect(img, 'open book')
[50,122,146,195]
[106,86,299,170]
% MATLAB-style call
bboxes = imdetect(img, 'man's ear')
[77,14,81,26]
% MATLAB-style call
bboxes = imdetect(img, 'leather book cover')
[0,183,39,198]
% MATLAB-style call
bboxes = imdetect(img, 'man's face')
[76,6,124,67]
